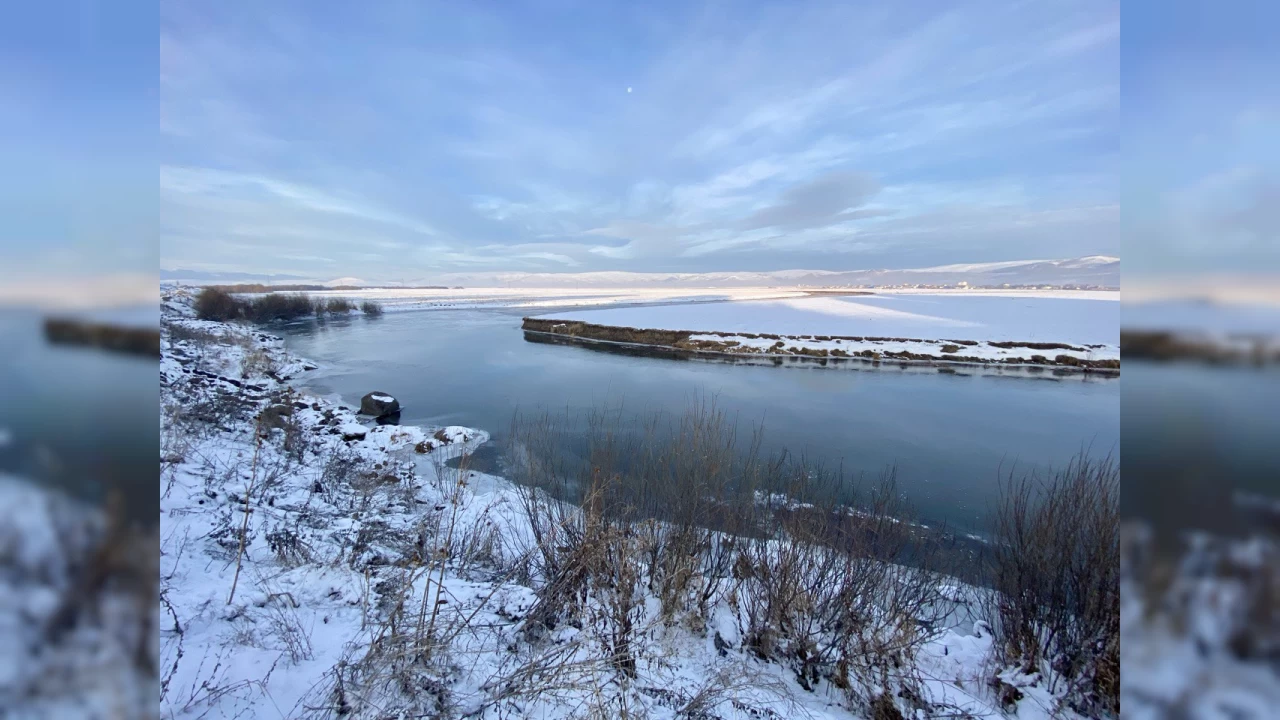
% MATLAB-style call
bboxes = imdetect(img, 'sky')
[160,0,1121,281]
[1123,0,1280,276]
[1,0,155,288]
[8,2,1272,285]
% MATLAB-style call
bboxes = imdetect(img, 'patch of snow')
[1121,526,1280,717]
[541,293,1119,355]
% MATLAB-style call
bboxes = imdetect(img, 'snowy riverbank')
[157,286,1096,719]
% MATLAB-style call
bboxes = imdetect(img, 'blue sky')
[1123,0,1280,275]
[1,0,155,282]
[160,0,1120,280]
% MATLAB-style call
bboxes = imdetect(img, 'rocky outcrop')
[359,392,400,417]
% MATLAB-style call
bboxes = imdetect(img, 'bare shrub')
[325,297,355,315]
[361,300,384,317]
[506,401,955,710]
[735,468,954,707]
[247,293,314,322]
[266,524,313,567]
[985,454,1119,717]
[508,403,762,632]
[195,287,243,321]
[239,348,278,379]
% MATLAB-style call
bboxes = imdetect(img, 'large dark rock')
[359,391,401,417]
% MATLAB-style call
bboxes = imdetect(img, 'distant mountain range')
[162,256,1119,290]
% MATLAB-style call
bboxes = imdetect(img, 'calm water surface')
[1123,361,1280,532]
[279,306,1119,535]
[0,309,157,524]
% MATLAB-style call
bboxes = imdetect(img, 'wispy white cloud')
[161,0,1118,278]
[162,166,438,236]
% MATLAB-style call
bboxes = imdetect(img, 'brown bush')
[247,293,314,322]
[195,287,244,321]
[986,455,1119,717]
[989,340,1084,351]
[507,402,954,708]
[325,297,355,314]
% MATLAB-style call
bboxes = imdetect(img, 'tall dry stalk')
[227,417,265,605]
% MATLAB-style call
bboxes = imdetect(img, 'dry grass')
[503,402,958,714]
[985,455,1119,717]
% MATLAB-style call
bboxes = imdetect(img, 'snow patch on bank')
[542,293,1118,348]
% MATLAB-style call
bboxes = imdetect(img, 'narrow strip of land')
[522,317,1121,373]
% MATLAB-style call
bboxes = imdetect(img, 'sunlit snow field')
[542,292,1120,348]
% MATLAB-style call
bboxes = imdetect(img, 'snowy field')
[1124,299,1280,337]
[542,293,1118,345]
[153,286,1096,719]
[536,292,1120,366]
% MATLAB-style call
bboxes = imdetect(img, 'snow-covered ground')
[535,293,1120,366]
[156,286,1099,719]
[541,293,1118,344]
[0,475,157,718]
[1120,525,1280,718]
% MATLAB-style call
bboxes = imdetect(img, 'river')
[278,303,1120,536]
[0,308,158,525]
